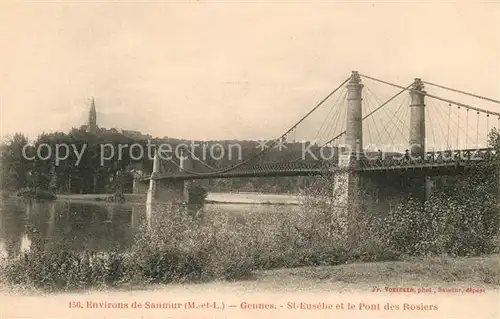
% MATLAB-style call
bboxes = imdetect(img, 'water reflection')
[0,197,299,260]
[0,199,147,259]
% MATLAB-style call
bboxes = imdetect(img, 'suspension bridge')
[134,71,500,208]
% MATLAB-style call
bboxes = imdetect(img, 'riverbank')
[206,192,302,205]
[1,254,498,318]
[52,192,302,205]
[55,193,143,203]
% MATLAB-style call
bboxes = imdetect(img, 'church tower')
[86,97,98,134]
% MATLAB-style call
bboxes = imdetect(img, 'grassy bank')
[1,256,498,319]
[261,254,500,286]
[1,253,498,295]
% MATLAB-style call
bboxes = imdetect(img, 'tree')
[0,133,30,191]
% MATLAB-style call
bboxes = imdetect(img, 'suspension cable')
[183,146,217,170]
[465,108,469,149]
[151,77,350,177]
[323,90,348,145]
[446,104,451,149]
[375,95,409,146]
[427,105,437,149]
[359,74,500,117]
[364,87,386,146]
[486,114,490,136]
[476,111,480,148]
[428,101,449,148]
[317,89,347,144]
[456,107,460,149]
[321,84,411,147]
[422,80,500,104]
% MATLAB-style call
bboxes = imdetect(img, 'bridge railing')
[140,159,337,180]
[138,148,497,178]
[359,148,496,169]
[217,160,335,173]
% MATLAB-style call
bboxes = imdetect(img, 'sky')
[1,0,499,142]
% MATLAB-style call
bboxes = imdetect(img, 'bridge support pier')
[147,178,188,204]
[332,155,363,244]
[145,148,191,205]
[409,78,429,203]
[425,176,434,201]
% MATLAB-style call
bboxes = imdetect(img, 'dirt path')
[1,256,499,318]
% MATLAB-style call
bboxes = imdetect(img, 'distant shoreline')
[205,200,300,206]
[206,192,302,205]
[6,192,302,206]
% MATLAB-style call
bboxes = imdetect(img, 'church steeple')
[86,97,98,134]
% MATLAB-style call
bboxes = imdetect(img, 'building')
[83,97,151,140]
[86,97,98,134]
[119,129,152,141]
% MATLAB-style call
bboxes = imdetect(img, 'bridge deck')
[138,148,495,181]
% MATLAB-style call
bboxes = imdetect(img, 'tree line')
[0,127,328,195]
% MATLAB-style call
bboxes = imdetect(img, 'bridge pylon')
[409,78,432,201]
[345,71,364,153]
[144,146,190,205]
[409,78,426,158]
[332,71,364,244]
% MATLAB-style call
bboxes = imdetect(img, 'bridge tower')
[345,71,364,152]
[409,78,426,157]
[145,147,191,205]
[332,71,364,244]
[409,78,433,200]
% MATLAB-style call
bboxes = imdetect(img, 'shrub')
[296,171,499,261]
[2,250,130,291]
[129,203,255,282]
[188,185,207,205]
[380,189,499,257]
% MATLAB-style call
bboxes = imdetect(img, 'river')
[0,193,301,259]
